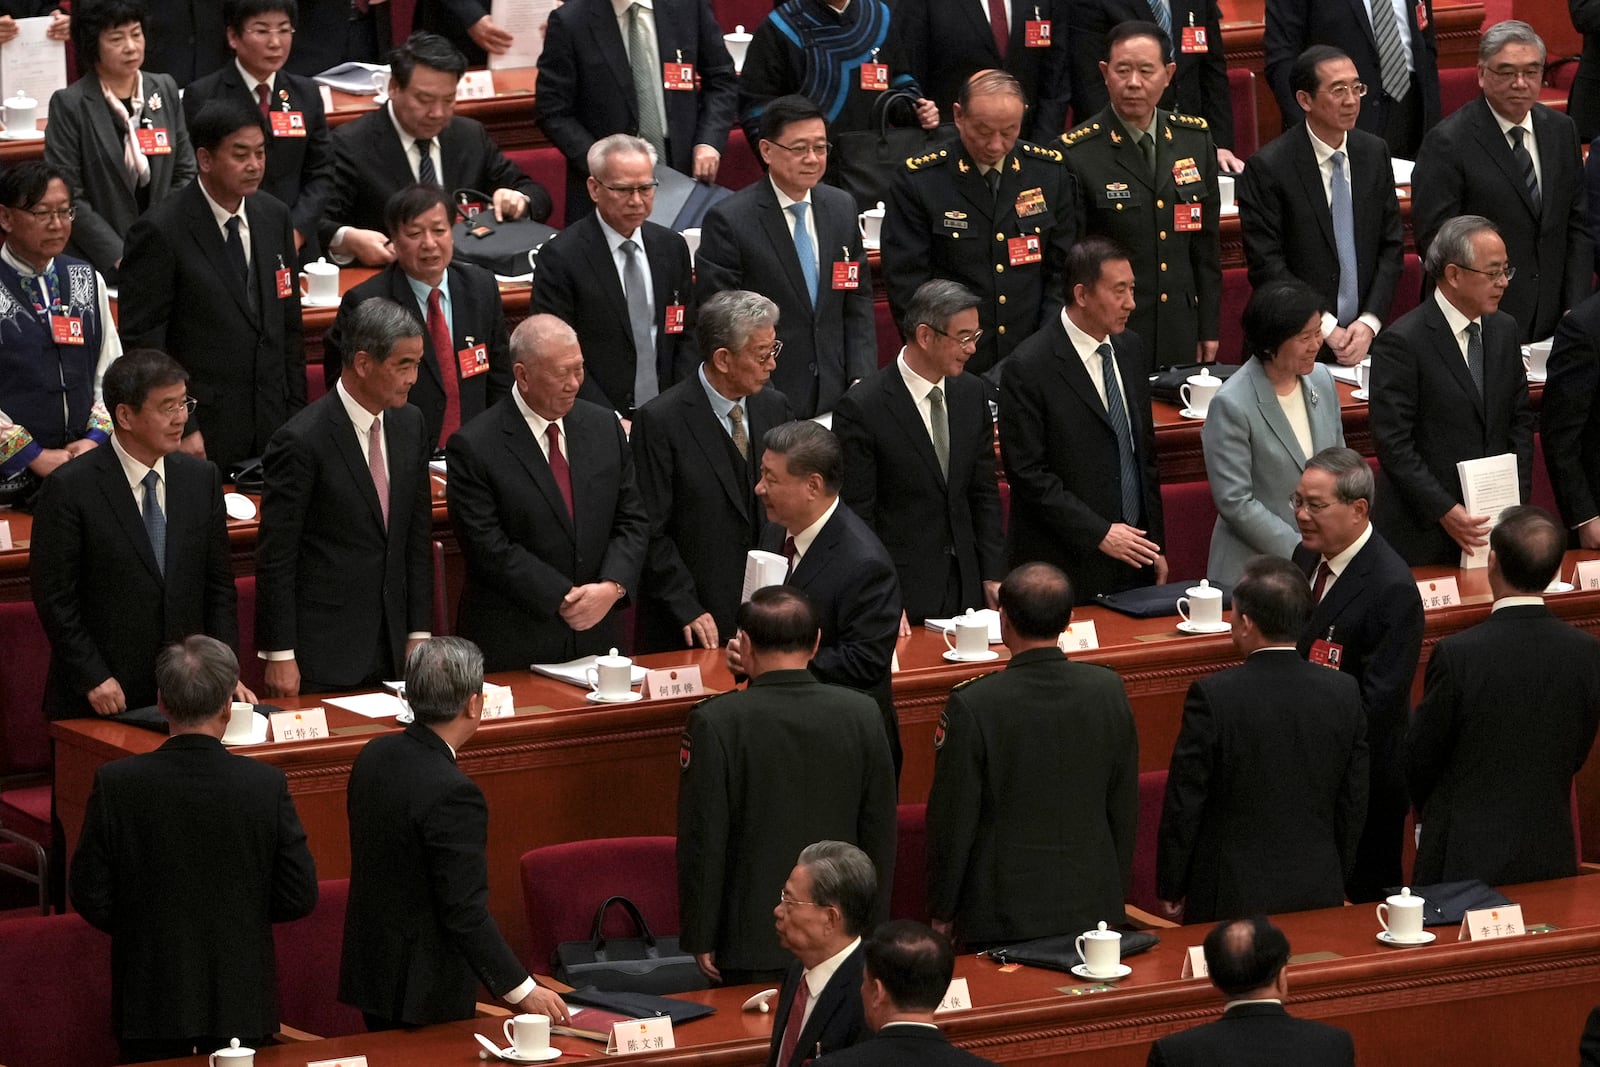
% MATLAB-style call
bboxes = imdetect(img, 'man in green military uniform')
[1062,21,1221,368]
[881,69,1077,385]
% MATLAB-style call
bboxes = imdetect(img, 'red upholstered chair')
[431,540,452,636]
[1158,481,1219,584]
[874,300,901,369]
[1531,433,1558,517]
[505,148,571,231]
[234,574,267,696]
[1218,266,1251,363]
[274,879,365,1040]
[519,837,680,977]
[0,598,54,909]
[718,129,766,192]
[1388,252,1424,324]
[304,362,328,405]
[0,911,117,1067]
[1127,769,1174,926]
[1227,68,1260,160]
[890,803,928,922]
[1439,67,1479,119]
[712,0,771,43]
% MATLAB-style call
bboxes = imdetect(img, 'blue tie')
[1099,343,1142,525]
[141,469,166,576]
[788,202,819,305]
[1147,0,1172,41]
[1330,150,1359,325]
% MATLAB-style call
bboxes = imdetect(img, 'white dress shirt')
[110,431,166,513]
[1432,287,1482,370]
[513,385,567,462]
[772,178,821,275]
[1489,105,1542,192]
[196,175,252,267]
[1060,309,1131,420]
[597,213,657,348]
[895,349,945,445]
[793,937,862,1037]
[1316,520,1374,600]
[1307,125,1384,338]
[789,497,840,569]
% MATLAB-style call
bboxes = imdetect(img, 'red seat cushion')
[505,147,571,230]
[1227,68,1260,160]
[0,911,117,1067]
[1129,770,1168,917]
[1159,481,1219,584]
[520,837,679,975]
[890,803,927,922]
[0,600,52,778]
[0,784,51,845]
[274,879,365,1038]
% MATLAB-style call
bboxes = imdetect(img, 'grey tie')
[621,239,659,407]
[1369,0,1411,101]
[1098,343,1142,525]
[1509,126,1540,211]
[1465,321,1484,398]
[1330,150,1360,325]
[416,138,437,185]
[627,3,668,160]
[728,401,749,459]
[928,384,949,478]
[141,469,166,576]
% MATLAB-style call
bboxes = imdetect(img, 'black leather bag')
[981,928,1162,972]
[450,188,559,278]
[830,89,936,211]
[1095,580,1233,619]
[552,896,709,994]
[1147,362,1242,405]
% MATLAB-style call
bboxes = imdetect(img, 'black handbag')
[450,188,559,278]
[1095,580,1234,619]
[829,89,937,211]
[552,895,709,994]
[1147,362,1242,405]
[981,928,1162,972]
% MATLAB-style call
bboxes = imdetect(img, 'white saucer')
[943,649,1000,663]
[223,492,257,521]
[1351,388,1370,401]
[1178,407,1207,420]
[0,129,45,141]
[1547,581,1576,594]
[584,689,642,704]
[1070,962,1132,980]
[1176,619,1231,635]
[221,718,269,747]
[300,295,342,308]
[1376,930,1436,946]
[1527,371,1548,383]
[861,238,881,251]
[499,1047,561,1063]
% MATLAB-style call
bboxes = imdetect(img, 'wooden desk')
[143,874,1600,1066]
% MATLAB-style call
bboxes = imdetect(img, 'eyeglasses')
[767,140,833,159]
[25,207,74,224]
[931,326,984,348]
[1321,81,1368,100]
[597,180,660,197]
[777,891,827,909]
[1289,493,1337,514]
[747,338,784,361]
[1453,263,1516,283]
[153,397,198,417]
[1482,64,1543,85]
[242,26,295,39]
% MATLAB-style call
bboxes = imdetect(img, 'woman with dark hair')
[1202,280,1346,584]
[42,0,194,282]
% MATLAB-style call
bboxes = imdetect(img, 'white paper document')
[741,550,789,602]
[1457,452,1520,569]
[312,61,389,95]
[0,17,68,123]
[531,655,649,688]
[488,0,559,70]
[924,609,1002,644]
[1328,364,1362,385]
[324,692,409,718]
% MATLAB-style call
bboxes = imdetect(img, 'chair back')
[890,803,928,922]
[0,911,117,1067]
[274,878,365,1038]
[520,836,680,975]
[1128,769,1168,917]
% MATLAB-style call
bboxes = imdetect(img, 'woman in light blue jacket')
[1203,281,1346,584]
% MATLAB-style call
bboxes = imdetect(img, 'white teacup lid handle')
[1400,887,1411,898]
[609,647,619,657]
[1097,920,1108,932]
[1198,579,1210,589]
[735,23,745,31]
[229,1039,241,1050]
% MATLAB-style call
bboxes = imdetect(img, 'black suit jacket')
[822,1024,994,1066]
[340,722,527,1025]
[1541,292,1600,530]
[926,646,1138,944]
[1407,604,1600,886]
[142,1,229,86]
[1574,0,1600,142]
[1157,650,1369,924]
[999,322,1164,598]
[697,180,877,417]
[319,110,552,248]
[677,670,897,972]
[767,944,870,1067]
[534,0,739,222]
[1239,126,1404,329]
[1411,100,1591,343]
[446,396,649,671]
[895,0,1071,142]
[629,375,793,651]
[182,65,335,253]
[69,734,317,1042]
[529,215,697,414]
[1369,297,1534,566]
[1066,0,1234,147]
[833,362,1004,623]
[1147,1002,1356,1067]
[30,445,238,721]
[255,392,434,690]
[324,261,513,449]
[119,183,308,471]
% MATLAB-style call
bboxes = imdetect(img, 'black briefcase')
[451,188,559,278]
[553,896,709,994]
[1095,581,1234,619]
[1147,362,1242,405]
[981,928,1162,972]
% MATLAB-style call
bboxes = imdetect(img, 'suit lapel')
[501,401,576,543]
[97,448,164,582]
[1047,324,1115,433]
[1248,361,1308,467]
[1289,129,1338,256]
[1467,100,1539,219]
[1312,536,1376,635]
[1423,297,1486,422]
[954,149,996,215]
[183,185,258,322]
[585,0,635,104]
[884,367,948,488]
[756,183,814,312]
[1342,0,1380,51]
[323,396,388,531]
[83,76,136,209]
[578,215,632,325]
[373,117,415,191]
[644,226,686,378]
[682,383,751,518]
[244,196,278,327]
[788,509,842,590]
[962,0,1001,61]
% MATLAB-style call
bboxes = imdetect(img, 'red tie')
[546,423,574,518]
[1311,561,1333,602]
[782,535,797,574]
[776,977,809,1067]
[988,0,1009,58]
[426,288,462,446]
[255,82,271,117]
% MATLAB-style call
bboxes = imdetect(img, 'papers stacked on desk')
[531,655,648,689]
[312,61,388,95]
[324,692,408,718]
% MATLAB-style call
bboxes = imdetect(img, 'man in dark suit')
[1264,0,1439,159]
[678,588,896,987]
[318,32,552,266]
[767,841,877,1067]
[1157,556,1368,925]
[1411,22,1591,344]
[1239,46,1404,366]
[1369,215,1535,567]
[1292,447,1424,904]
[1000,236,1166,599]
[834,280,1005,626]
[896,0,1071,143]
[446,315,649,671]
[1541,291,1600,545]
[31,351,247,721]
[413,0,513,67]
[735,421,902,772]
[142,0,229,86]
[324,184,512,449]
[1068,1,1239,169]
[696,95,876,418]
[182,0,336,262]
[256,298,434,697]
[534,0,739,223]
[882,70,1077,383]
[631,290,793,653]
[1146,917,1356,1067]
[119,98,306,471]
[926,562,1138,947]
[340,637,569,1029]
[1408,506,1600,886]
[822,921,996,1067]
[529,135,697,417]
[70,635,316,1063]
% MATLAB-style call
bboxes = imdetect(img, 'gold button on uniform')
[1156,199,1165,208]
[997,325,1006,335]
[1160,262,1168,271]
[996,233,1005,241]
[1160,293,1169,302]
[996,264,1004,273]
[998,295,1007,304]
[1159,231,1167,240]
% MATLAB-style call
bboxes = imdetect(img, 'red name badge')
[1174,203,1203,232]
[1025,19,1051,47]
[275,267,293,299]
[50,314,85,345]
[135,127,172,155]
[831,261,860,290]
[269,110,307,137]
[860,63,889,90]
[1006,235,1042,266]
[664,304,686,333]
[457,343,489,378]
[662,61,696,89]
[1308,637,1344,669]
[1180,25,1207,52]
[1414,2,1428,29]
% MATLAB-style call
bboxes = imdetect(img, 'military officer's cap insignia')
[678,730,692,769]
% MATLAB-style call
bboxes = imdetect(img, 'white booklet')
[741,550,789,603]
[312,61,388,95]
[531,655,648,688]
[1457,452,1520,569]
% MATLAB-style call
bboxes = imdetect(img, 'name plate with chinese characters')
[1059,620,1100,652]
[643,666,705,701]
[1574,560,1600,591]
[269,707,329,743]
[1181,946,1209,978]
[1460,904,1525,941]
[1415,577,1460,610]
[608,1016,675,1055]
[457,70,496,99]
[934,977,973,1013]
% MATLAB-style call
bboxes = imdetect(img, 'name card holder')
[643,665,705,701]
[268,707,329,743]
[1060,620,1100,652]
[1460,904,1525,942]
[309,1057,369,1067]
[1416,577,1461,610]
[1180,946,1208,978]
[934,977,972,1013]
[1574,560,1600,591]
[458,70,496,99]
[0,520,11,550]
[482,682,515,719]
[608,1016,674,1055]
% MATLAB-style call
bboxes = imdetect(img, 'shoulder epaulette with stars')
[1060,122,1104,148]
[905,148,951,172]
[1169,112,1210,130]
[1018,140,1063,163]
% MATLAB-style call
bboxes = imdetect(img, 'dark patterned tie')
[1099,343,1142,525]
[141,470,166,575]
[1509,126,1540,212]
[416,138,437,185]
[1465,321,1485,398]
[1369,0,1411,101]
